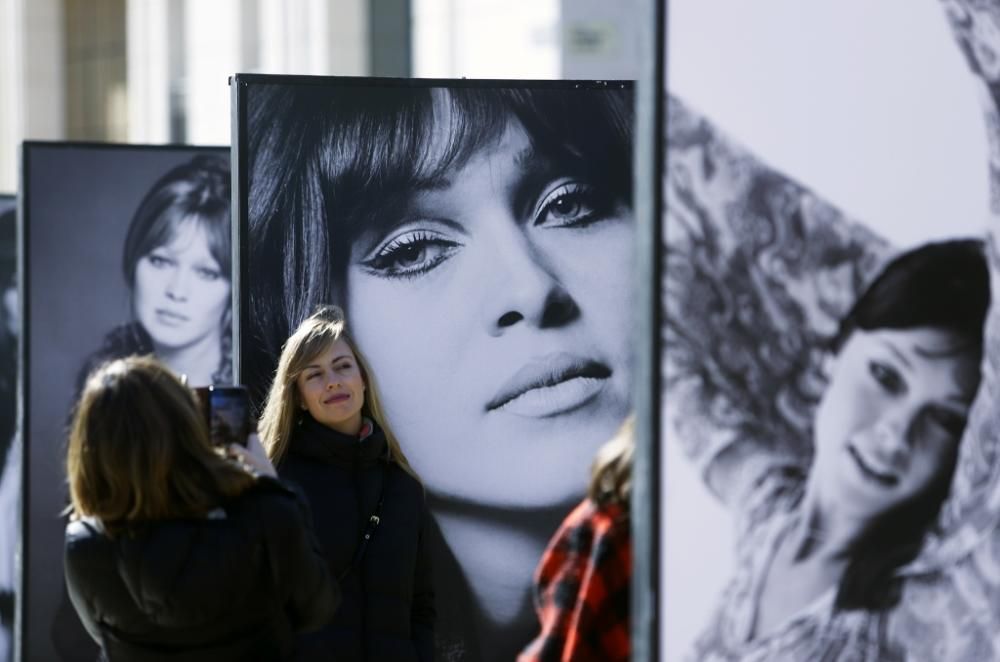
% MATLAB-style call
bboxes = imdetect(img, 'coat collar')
[290,413,388,468]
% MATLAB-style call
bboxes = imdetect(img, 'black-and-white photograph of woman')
[76,154,232,388]
[0,196,16,662]
[239,79,633,661]
[21,144,230,661]
[662,0,1000,659]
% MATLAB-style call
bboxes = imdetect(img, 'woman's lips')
[486,353,611,418]
[846,444,899,488]
[323,393,351,405]
[154,309,189,326]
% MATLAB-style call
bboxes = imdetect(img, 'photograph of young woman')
[21,144,230,661]
[662,0,1000,658]
[77,154,232,388]
[241,81,633,661]
[0,198,15,662]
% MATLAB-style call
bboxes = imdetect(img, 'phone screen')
[195,386,251,447]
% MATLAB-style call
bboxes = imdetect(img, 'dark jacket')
[279,415,435,661]
[63,477,337,661]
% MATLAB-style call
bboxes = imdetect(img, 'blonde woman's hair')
[588,414,634,505]
[258,305,420,481]
[67,355,255,535]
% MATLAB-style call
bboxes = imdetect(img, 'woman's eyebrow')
[513,144,557,179]
[410,174,453,192]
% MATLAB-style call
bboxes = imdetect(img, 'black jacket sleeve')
[63,520,105,645]
[257,478,340,633]
[411,501,436,662]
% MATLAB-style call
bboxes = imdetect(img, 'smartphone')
[194,385,252,447]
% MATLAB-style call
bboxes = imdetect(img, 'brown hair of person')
[67,355,255,535]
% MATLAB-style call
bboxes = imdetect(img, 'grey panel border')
[633,0,665,659]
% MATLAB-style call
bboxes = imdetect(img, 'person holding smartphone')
[258,305,435,662]
[63,356,337,661]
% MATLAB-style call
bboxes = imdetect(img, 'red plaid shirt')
[518,498,631,662]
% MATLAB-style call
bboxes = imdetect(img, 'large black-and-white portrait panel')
[21,143,230,661]
[235,75,634,660]
[661,1,1000,660]
[0,193,15,662]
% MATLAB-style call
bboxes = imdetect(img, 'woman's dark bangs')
[835,239,989,353]
[124,190,184,284]
[320,87,511,241]
[194,206,232,275]
[505,88,633,201]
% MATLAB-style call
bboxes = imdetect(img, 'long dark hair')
[245,83,632,409]
[832,238,989,610]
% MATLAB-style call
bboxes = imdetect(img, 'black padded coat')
[63,477,337,661]
[279,415,435,661]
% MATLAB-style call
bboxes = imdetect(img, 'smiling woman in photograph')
[245,83,633,660]
[79,154,232,389]
[675,231,988,660]
[662,0,1000,651]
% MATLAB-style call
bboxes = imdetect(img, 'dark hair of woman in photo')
[519,415,634,662]
[247,82,633,660]
[258,304,434,662]
[79,153,233,391]
[63,355,337,661]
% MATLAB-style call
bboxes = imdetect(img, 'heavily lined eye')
[868,361,905,395]
[533,181,606,228]
[361,229,461,279]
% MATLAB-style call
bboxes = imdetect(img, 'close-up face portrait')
[811,326,979,523]
[246,83,635,511]
[133,218,230,352]
[343,95,634,509]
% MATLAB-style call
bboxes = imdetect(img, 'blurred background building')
[0,0,640,193]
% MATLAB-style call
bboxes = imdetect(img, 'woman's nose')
[479,226,579,336]
[868,415,909,463]
[164,268,189,301]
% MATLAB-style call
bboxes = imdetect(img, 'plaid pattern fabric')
[518,498,631,662]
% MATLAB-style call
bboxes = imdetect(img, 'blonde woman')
[259,305,434,662]
[63,355,336,661]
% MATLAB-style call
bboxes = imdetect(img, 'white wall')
[412,0,560,79]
